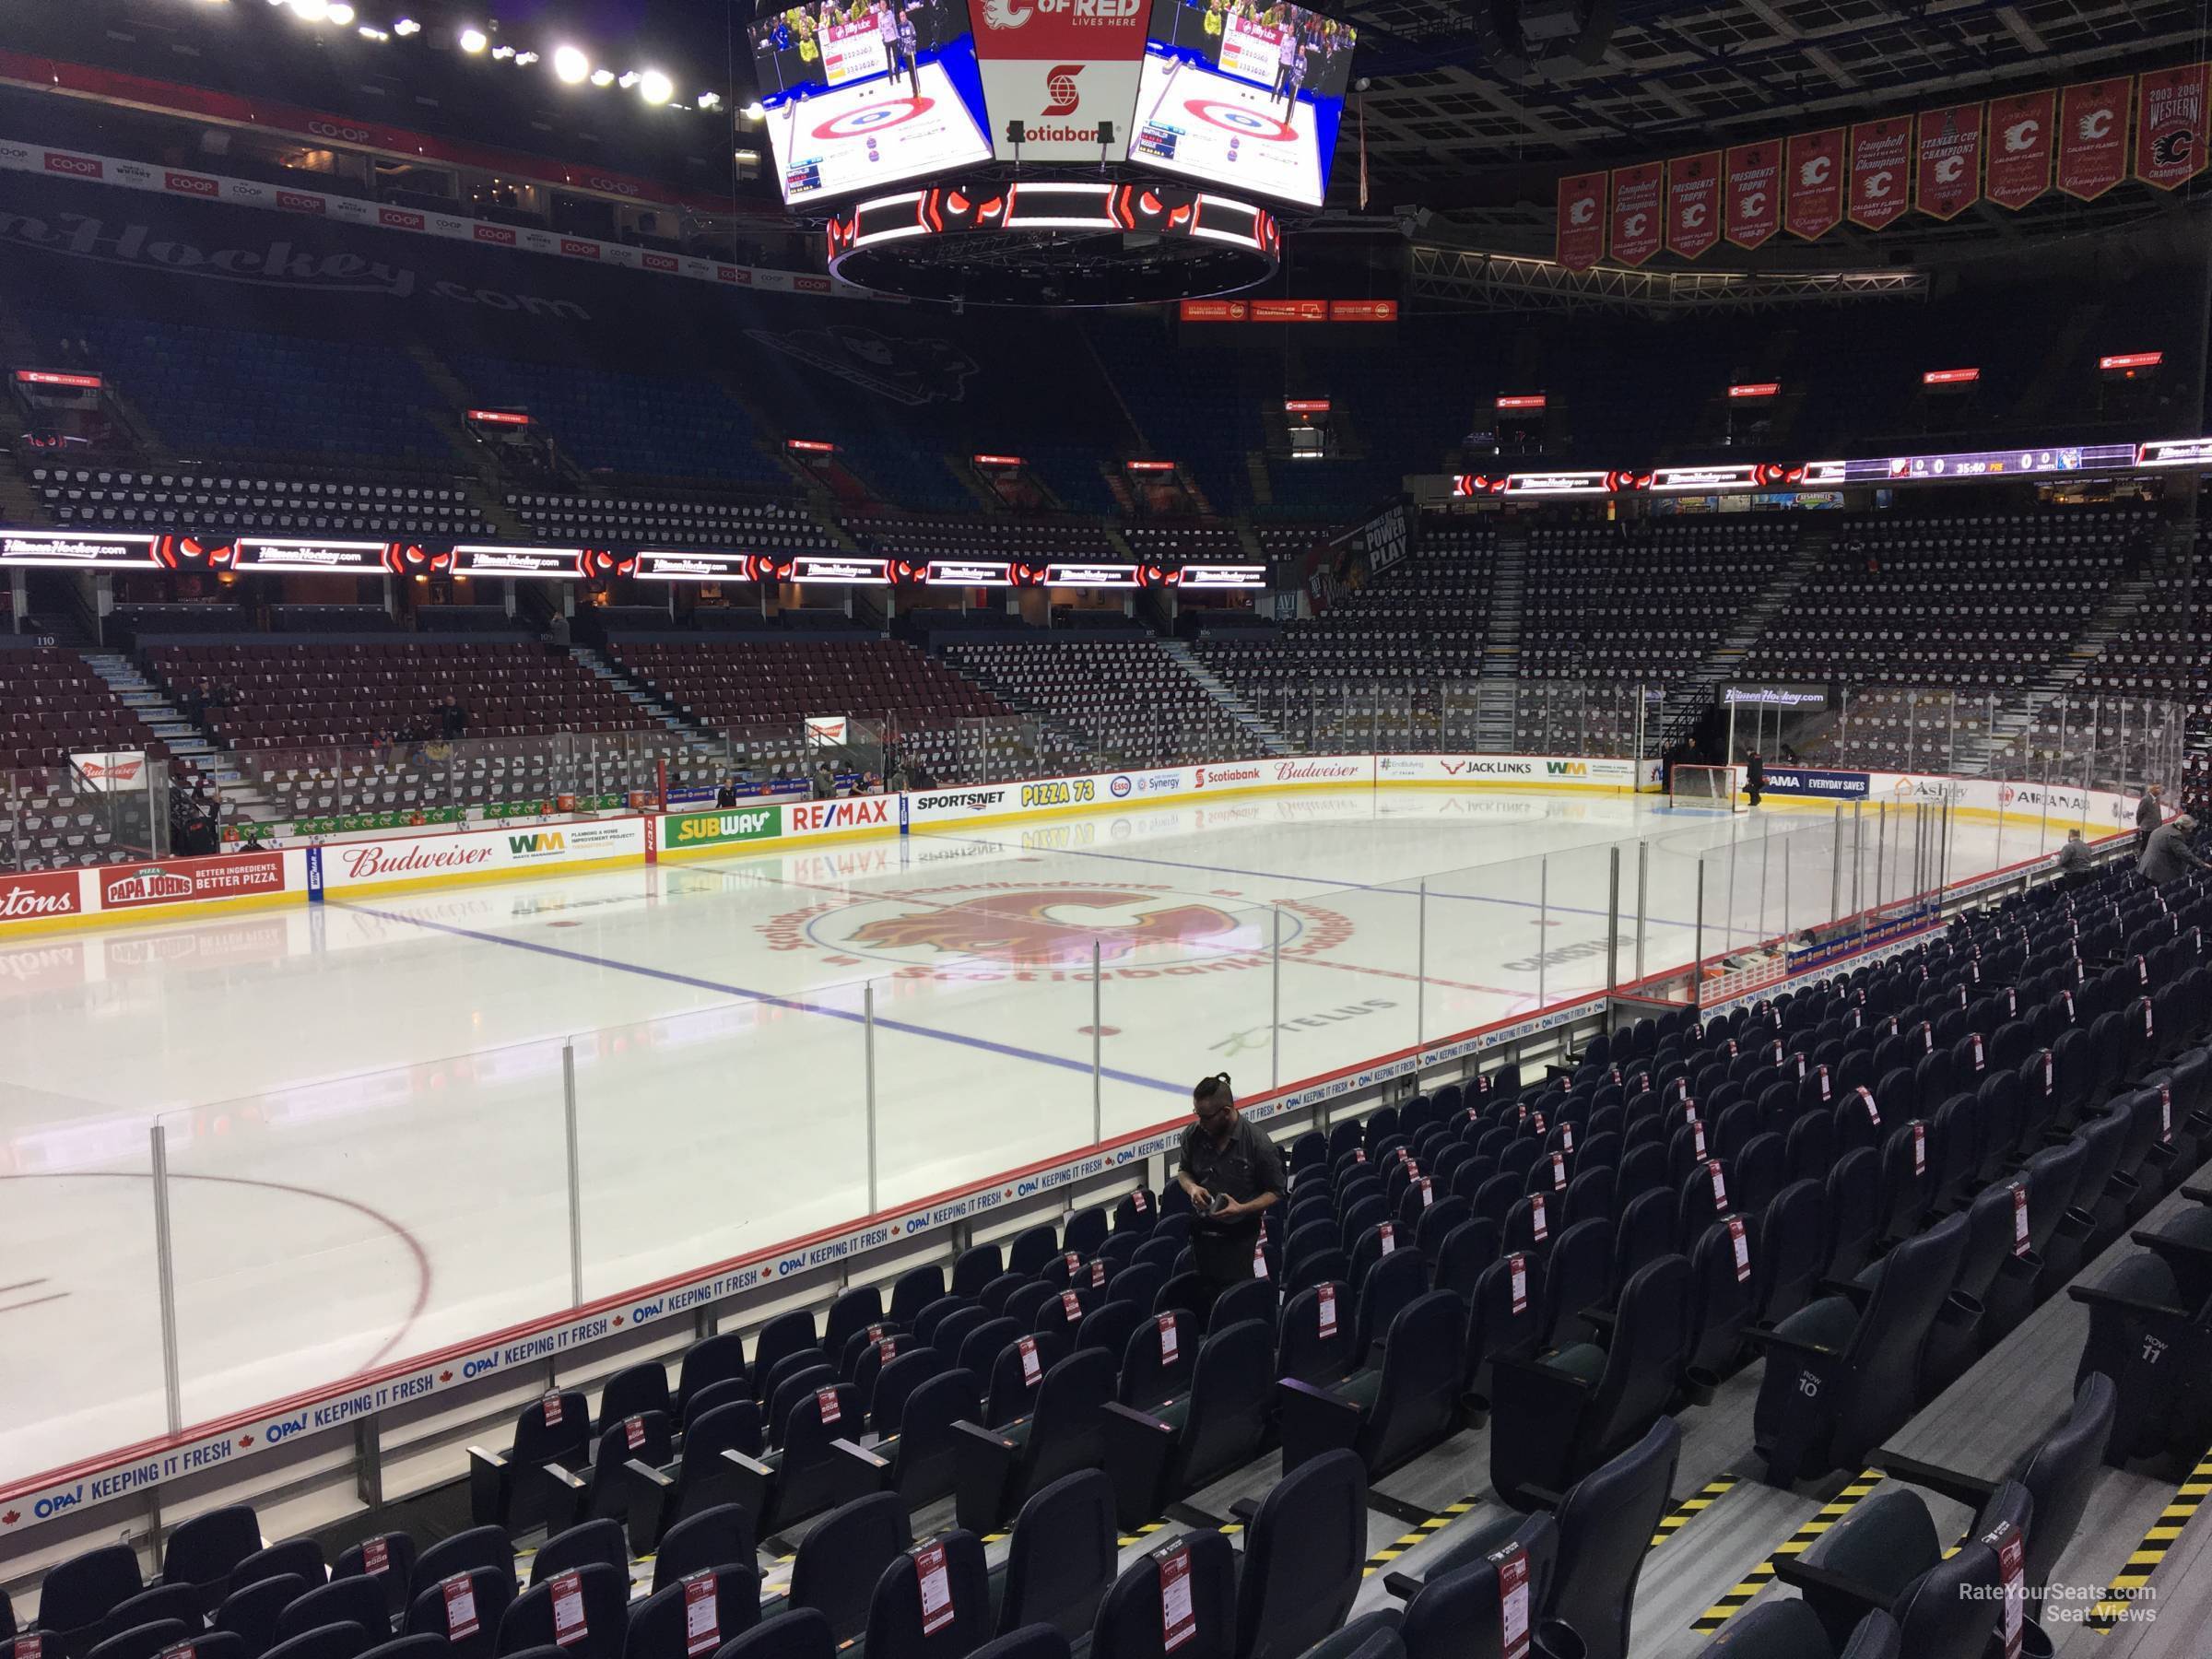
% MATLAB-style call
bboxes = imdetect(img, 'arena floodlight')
[640,69,673,104]
[513,51,537,65]
[459,26,488,52]
[698,90,723,110]
[741,99,766,121]
[289,0,329,20]
[554,44,590,82]
[492,43,514,58]
[618,69,641,88]
[393,15,418,32]
[590,66,616,87]
[326,2,354,21]
[359,24,388,37]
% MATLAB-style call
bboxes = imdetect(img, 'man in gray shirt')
[2139,815,2208,888]
[2053,830,2091,883]
[1176,1073,1287,1292]
[2136,783,2165,853]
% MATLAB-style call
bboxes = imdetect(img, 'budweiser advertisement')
[1985,89,2054,209]
[1608,161,1663,266]
[1914,102,1983,219]
[1723,142,1780,249]
[1665,150,1722,260]
[2135,63,2209,190]
[1554,171,1606,270]
[2057,77,2131,199]
[1784,128,1845,240]
[1848,117,1912,229]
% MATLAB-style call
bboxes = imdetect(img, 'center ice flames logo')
[763,880,1354,979]
[851,889,1242,965]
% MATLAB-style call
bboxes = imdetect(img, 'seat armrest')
[1277,1377,1363,1475]
[952,1420,1021,1533]
[1101,1404,1177,1532]
[1867,1452,1997,1512]
[466,1445,509,1528]
[1742,1325,1844,1361]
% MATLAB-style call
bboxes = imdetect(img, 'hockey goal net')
[1668,763,1747,813]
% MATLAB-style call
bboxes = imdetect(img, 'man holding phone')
[1176,1073,1287,1292]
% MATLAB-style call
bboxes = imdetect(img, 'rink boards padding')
[0,761,2136,938]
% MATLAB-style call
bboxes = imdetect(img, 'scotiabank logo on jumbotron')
[1042,65,1083,115]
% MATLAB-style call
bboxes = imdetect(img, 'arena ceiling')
[1331,0,2212,249]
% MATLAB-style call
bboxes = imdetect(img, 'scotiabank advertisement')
[972,0,1152,161]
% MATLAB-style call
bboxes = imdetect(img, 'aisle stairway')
[1160,639,1293,756]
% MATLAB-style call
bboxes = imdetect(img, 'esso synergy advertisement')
[753,0,994,204]
[1128,0,1357,207]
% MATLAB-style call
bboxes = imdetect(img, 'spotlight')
[742,99,765,121]
[697,90,722,110]
[392,15,419,32]
[327,2,353,20]
[289,0,329,19]
[590,67,615,87]
[639,69,673,104]
[359,24,388,37]
[512,50,537,64]
[491,43,514,58]
[459,26,488,51]
[618,70,641,88]
[553,44,589,82]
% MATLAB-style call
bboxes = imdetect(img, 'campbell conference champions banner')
[1553,61,2204,263]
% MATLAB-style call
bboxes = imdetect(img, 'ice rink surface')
[0,785,2072,1480]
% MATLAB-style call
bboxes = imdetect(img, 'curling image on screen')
[751,0,992,205]
[1129,0,1356,208]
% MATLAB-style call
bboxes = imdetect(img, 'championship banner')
[1915,102,1983,219]
[1784,127,1846,240]
[2135,63,2210,190]
[1608,161,1663,266]
[2057,77,2131,199]
[1985,89,2054,209]
[1847,118,1912,229]
[1555,171,1606,270]
[1665,150,1722,259]
[1724,141,1781,249]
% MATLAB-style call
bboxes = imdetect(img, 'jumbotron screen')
[1129,0,1357,208]
[751,0,993,205]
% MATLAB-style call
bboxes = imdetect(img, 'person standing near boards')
[1175,1073,1286,1295]
[2137,782,2165,853]
[1744,751,1766,807]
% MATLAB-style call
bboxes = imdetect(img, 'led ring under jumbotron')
[822,178,1279,307]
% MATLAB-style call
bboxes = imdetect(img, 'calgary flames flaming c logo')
[850,889,1246,965]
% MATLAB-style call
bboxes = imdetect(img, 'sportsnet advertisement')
[1128,0,1358,208]
[751,0,992,205]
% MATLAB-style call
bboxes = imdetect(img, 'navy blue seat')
[1102,1319,1273,1526]
[789,1495,911,1646]
[1236,1450,1368,1659]
[708,1613,831,1659]
[621,1567,759,1659]
[403,1570,512,1659]
[861,1532,991,1659]
[1281,1291,1465,1478]
[953,1345,1113,1531]
[1089,1532,1236,1659]
[276,1578,391,1645]
[164,1506,265,1618]
[652,1505,755,1591]
[218,1573,309,1659]
[496,1565,628,1659]
[994,1472,1118,1642]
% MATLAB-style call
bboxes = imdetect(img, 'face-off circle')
[1182,100,1299,141]
[812,97,935,141]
